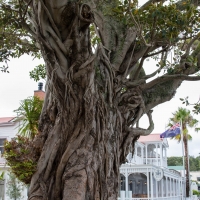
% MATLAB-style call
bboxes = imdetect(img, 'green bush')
[193,190,200,195]
[4,136,40,184]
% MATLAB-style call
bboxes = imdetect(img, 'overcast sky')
[0,0,199,158]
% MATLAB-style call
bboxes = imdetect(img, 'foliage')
[180,97,200,115]
[29,64,46,82]
[113,0,200,40]
[168,107,198,142]
[4,96,43,184]
[0,0,41,72]
[14,96,43,140]
[4,136,40,184]
[6,172,23,200]
[167,156,183,166]
[193,190,200,195]
[167,156,200,171]
[0,172,4,180]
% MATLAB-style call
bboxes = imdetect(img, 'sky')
[0,0,200,158]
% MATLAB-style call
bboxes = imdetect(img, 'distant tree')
[168,156,200,171]
[169,107,199,197]
[189,156,198,171]
[167,156,183,166]
[6,172,23,200]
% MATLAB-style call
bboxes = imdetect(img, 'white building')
[119,134,186,200]
[0,117,28,200]
[190,171,200,192]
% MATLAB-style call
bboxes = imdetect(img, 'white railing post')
[120,191,125,200]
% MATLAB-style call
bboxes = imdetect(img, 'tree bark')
[29,79,121,200]
[184,136,190,197]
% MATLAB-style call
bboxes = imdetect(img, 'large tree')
[169,107,198,197]
[1,0,200,199]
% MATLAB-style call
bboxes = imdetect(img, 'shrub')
[4,136,40,184]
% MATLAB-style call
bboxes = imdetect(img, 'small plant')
[193,190,200,196]
[0,172,4,180]
[6,172,23,200]
[4,136,40,184]
[14,96,43,140]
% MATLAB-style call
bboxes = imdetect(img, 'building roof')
[138,134,163,143]
[168,166,184,170]
[0,117,15,124]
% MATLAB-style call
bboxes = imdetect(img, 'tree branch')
[38,0,61,39]
[128,0,151,47]
[145,46,169,58]
[126,110,154,136]
[112,28,137,71]
[141,74,200,91]
[139,0,166,11]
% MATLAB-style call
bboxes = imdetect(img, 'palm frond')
[14,96,43,140]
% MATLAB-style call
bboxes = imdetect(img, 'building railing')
[118,192,182,200]
[131,156,167,167]
[143,158,167,167]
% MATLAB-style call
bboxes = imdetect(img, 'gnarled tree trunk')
[25,0,200,199]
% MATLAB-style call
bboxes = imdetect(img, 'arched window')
[120,174,126,191]
[128,173,147,198]
[147,144,156,158]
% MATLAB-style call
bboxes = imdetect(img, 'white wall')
[191,171,200,182]
[0,121,28,200]
[0,122,19,141]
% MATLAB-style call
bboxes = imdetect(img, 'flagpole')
[180,119,185,199]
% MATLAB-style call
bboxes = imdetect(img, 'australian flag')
[160,123,181,138]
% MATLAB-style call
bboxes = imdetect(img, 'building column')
[156,178,158,198]
[141,146,144,164]
[165,147,167,166]
[125,169,128,197]
[147,168,149,199]
[135,144,137,158]
[160,144,163,167]
[146,144,148,164]
[180,179,183,200]
[161,177,163,197]
[156,143,158,166]
[151,169,154,199]
[166,177,168,198]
